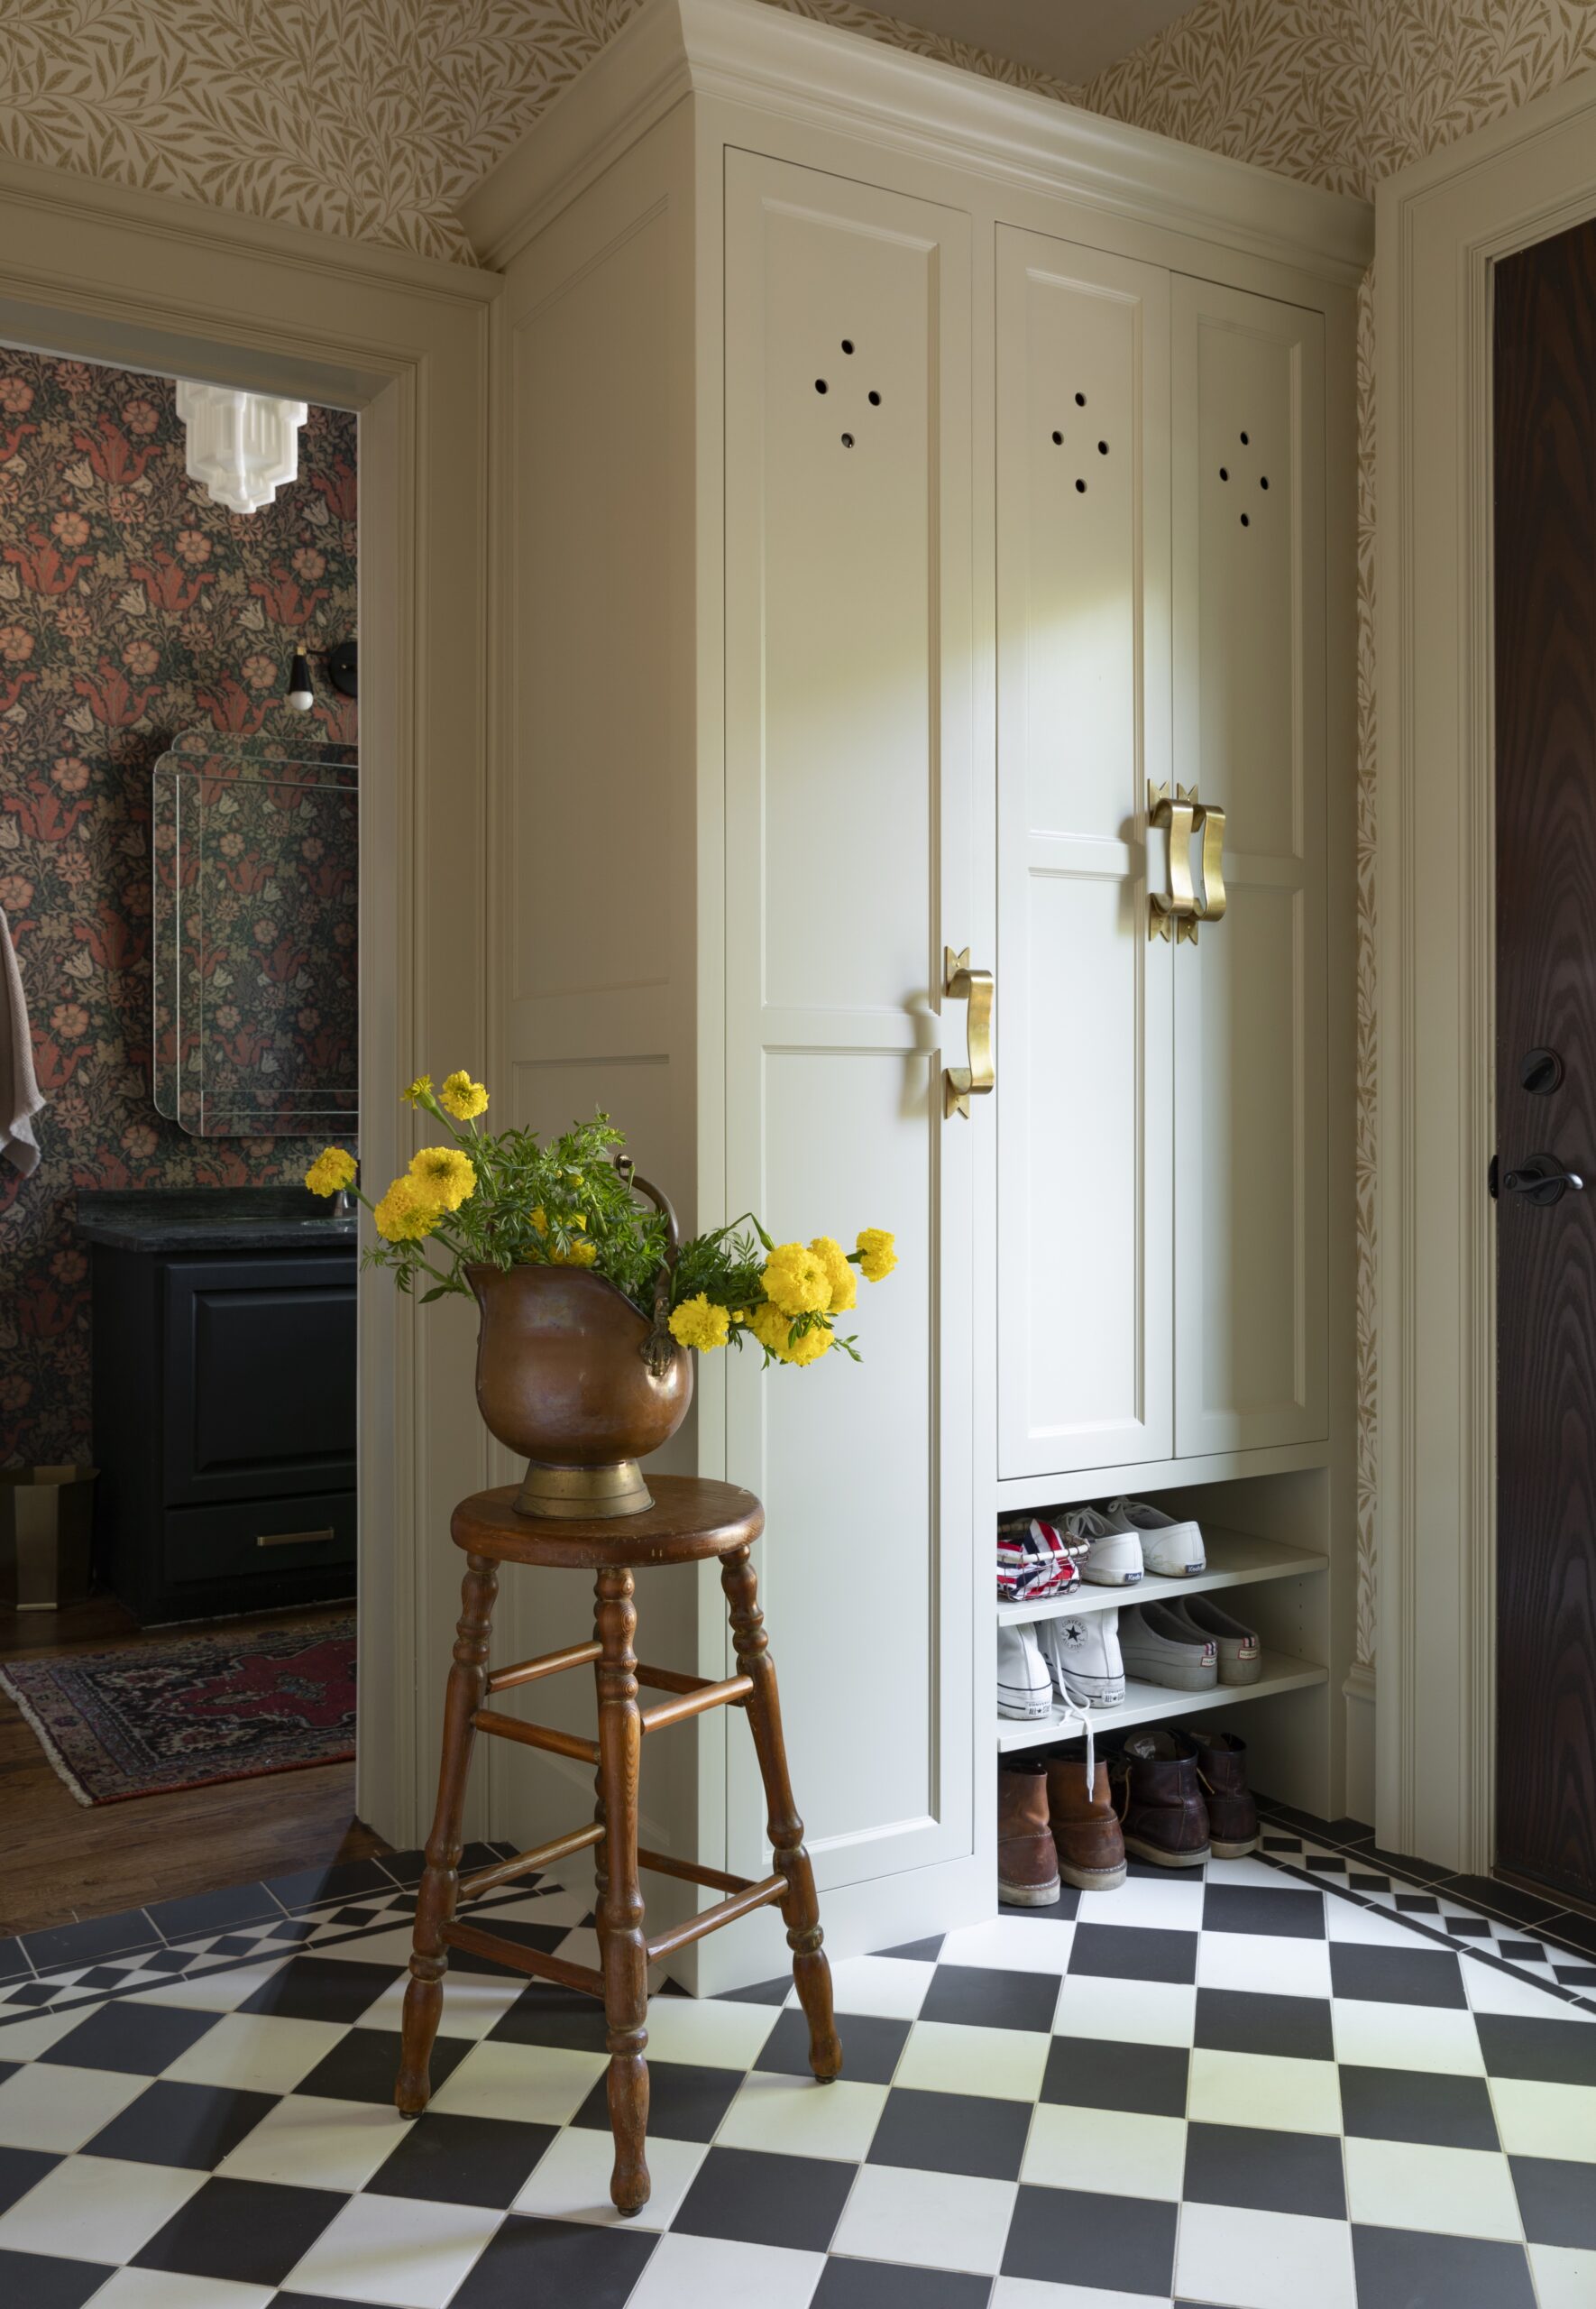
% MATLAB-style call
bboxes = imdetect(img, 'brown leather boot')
[1110,1728,1211,1867]
[998,1759,1061,1907]
[1047,1753,1127,1891]
[1191,1730,1260,1858]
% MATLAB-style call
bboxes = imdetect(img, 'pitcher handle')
[615,1154,680,1374]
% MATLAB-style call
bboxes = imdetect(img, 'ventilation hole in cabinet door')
[841,338,855,354]
[1240,512,1251,527]
[868,391,881,407]
[1261,475,1270,490]
[1240,430,1250,443]
[1075,479,1087,493]
[840,433,855,448]
[1075,391,1087,406]
[1220,466,1229,481]
[1051,429,1063,445]
[1097,441,1108,455]
[815,379,829,394]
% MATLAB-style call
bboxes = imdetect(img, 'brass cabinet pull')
[256,1527,335,1549]
[942,945,995,1119]
[1190,800,1226,936]
[1147,781,1197,941]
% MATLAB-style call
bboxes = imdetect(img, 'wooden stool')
[394,1476,842,2212]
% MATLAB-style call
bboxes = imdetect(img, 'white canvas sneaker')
[1166,1594,1261,1685]
[1102,1496,1206,1578]
[1061,1504,1144,1587]
[998,1621,1053,1719]
[1040,1609,1124,1706]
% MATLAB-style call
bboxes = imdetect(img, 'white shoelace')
[1052,1699,1095,1793]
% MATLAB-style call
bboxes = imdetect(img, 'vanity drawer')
[163,1491,357,1590]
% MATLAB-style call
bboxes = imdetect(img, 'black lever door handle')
[1503,1154,1585,1204]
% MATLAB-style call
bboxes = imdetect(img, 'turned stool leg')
[721,1544,843,2082]
[395,1551,498,2116]
[593,1566,651,2212]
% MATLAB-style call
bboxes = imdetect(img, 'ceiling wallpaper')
[1087,2,1596,1672]
[0,0,1078,266]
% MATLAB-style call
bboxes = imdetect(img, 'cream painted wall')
[10,0,1591,1675]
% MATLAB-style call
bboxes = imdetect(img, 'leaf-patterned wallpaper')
[0,351,357,1467]
[8,0,1594,1651]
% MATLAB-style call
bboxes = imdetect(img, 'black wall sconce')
[286,639,358,712]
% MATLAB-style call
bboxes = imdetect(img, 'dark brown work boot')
[998,1758,1062,1907]
[1191,1730,1260,1857]
[1110,1728,1211,1867]
[1047,1752,1127,1891]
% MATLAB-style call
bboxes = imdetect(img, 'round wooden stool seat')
[450,1476,763,1570]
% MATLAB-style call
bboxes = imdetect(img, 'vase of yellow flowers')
[305,1078,895,1519]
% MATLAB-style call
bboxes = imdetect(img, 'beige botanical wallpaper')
[6,0,1596,1668]
[0,0,1076,266]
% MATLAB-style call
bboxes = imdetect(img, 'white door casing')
[723,150,977,1892]
[995,226,1174,1478]
[1172,278,1327,1458]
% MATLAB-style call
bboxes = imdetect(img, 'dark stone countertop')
[73,1187,358,1254]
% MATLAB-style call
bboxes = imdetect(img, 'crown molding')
[459,0,1372,281]
[0,148,500,306]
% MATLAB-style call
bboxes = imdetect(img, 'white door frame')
[1375,64,1596,1872]
[0,153,499,1849]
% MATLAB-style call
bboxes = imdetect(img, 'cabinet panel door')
[995,226,1174,1477]
[1172,279,1327,1455]
[723,152,977,1891]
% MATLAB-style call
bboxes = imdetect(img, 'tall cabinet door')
[722,153,977,1892]
[995,226,1174,1478]
[1171,279,1327,1455]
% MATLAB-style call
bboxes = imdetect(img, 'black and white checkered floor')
[1,1812,1594,2308]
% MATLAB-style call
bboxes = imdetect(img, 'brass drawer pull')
[256,1526,336,1549]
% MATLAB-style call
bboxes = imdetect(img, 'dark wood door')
[1494,216,1596,1909]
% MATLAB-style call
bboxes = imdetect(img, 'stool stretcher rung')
[635,1661,718,1697]
[646,1872,786,1962]
[472,1707,599,1766]
[639,1674,753,1734]
[444,1917,604,1997]
[637,1844,754,1897]
[486,1640,601,1694]
[459,1820,604,1900]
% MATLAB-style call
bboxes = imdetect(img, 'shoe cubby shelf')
[995,1524,1328,1627]
[995,1651,1329,1753]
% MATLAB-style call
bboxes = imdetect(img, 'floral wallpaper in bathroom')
[0,350,357,1467]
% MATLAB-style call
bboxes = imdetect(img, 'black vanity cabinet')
[80,1192,358,1623]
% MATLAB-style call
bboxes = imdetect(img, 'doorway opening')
[0,341,381,1939]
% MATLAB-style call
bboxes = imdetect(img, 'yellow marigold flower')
[857,1227,897,1283]
[530,1207,548,1237]
[304,1145,356,1198]
[761,1241,831,1318]
[750,1302,832,1366]
[439,1070,489,1120]
[669,1293,730,1352]
[373,1176,437,1243]
[810,1235,856,1313]
[408,1145,477,1211]
[552,1237,598,1267]
[401,1073,432,1107]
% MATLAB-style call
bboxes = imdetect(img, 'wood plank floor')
[2,1596,387,1936]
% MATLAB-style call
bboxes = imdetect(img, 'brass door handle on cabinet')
[1147,782,1226,943]
[1147,782,1197,941]
[943,946,994,1119]
[1189,798,1226,937]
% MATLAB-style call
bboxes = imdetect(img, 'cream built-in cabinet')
[464,0,1369,1987]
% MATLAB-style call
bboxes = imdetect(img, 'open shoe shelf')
[995,1651,1329,1753]
[995,1523,1327,1626]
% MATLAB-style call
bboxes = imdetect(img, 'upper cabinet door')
[1171,279,1327,1456]
[995,225,1173,1478]
[722,153,977,1892]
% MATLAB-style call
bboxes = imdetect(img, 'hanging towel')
[0,906,46,1176]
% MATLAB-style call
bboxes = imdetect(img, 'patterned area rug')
[0,1617,355,1805]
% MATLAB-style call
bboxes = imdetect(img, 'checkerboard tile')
[4,1822,1596,2303]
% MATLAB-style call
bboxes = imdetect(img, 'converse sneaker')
[998,1621,1053,1719]
[1119,1600,1218,1690]
[1061,1504,1143,1587]
[1102,1496,1206,1578]
[1039,1609,1124,1706]
[1165,1594,1261,1686]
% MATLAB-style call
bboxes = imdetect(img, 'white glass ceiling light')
[174,382,307,515]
